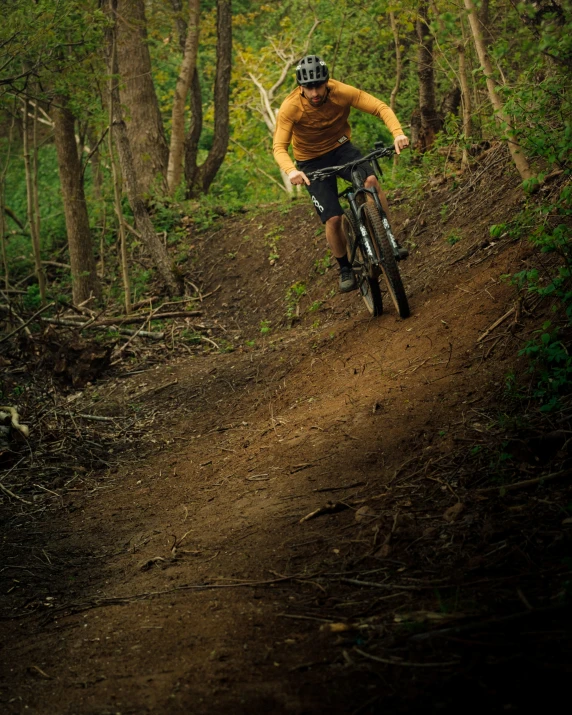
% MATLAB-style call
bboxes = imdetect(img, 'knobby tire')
[363,204,410,319]
[342,212,383,317]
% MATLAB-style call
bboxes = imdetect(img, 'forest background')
[0,0,571,409]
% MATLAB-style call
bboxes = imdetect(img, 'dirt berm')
[1,148,570,713]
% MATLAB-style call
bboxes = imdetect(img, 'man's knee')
[364,174,379,189]
[325,214,343,229]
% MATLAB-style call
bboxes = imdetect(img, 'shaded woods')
[0,2,571,713]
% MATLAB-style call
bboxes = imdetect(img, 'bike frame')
[307,146,402,269]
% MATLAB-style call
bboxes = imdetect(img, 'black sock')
[336,255,351,270]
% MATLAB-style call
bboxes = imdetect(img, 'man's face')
[302,81,328,106]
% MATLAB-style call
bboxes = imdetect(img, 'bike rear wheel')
[342,212,383,317]
[363,204,410,319]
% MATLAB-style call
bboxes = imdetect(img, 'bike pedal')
[397,247,409,261]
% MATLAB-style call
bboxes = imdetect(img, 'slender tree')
[184,0,232,197]
[463,0,534,181]
[457,35,472,170]
[108,36,131,314]
[389,10,402,112]
[415,2,443,150]
[52,100,101,304]
[167,0,200,194]
[22,95,47,304]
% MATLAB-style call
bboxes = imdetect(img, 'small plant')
[23,284,42,310]
[264,226,283,263]
[444,230,461,246]
[259,319,271,335]
[314,252,331,275]
[180,329,203,345]
[440,203,449,223]
[308,300,322,312]
[285,281,307,319]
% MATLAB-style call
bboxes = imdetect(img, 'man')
[273,54,409,292]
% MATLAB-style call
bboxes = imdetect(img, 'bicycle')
[306,143,410,319]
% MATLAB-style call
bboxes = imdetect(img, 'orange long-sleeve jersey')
[273,79,404,175]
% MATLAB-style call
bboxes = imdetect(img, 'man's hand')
[288,169,310,186]
[394,134,410,155]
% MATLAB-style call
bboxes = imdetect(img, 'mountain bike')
[307,143,410,319]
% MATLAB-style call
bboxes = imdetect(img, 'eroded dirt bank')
[2,155,571,713]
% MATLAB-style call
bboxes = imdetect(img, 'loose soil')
[1,147,571,714]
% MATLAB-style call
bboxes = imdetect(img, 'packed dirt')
[1,146,571,714]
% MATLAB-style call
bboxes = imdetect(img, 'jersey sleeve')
[273,104,297,176]
[346,85,404,138]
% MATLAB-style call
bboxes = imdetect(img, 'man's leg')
[325,214,356,292]
[364,175,391,220]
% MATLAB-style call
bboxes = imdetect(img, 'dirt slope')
[1,151,570,714]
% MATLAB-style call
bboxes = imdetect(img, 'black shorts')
[297,142,374,223]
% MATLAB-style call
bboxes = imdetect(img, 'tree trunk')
[116,0,168,195]
[52,102,101,305]
[22,97,47,304]
[415,2,443,151]
[463,0,534,181]
[185,0,232,197]
[0,178,7,291]
[108,40,132,315]
[107,1,182,296]
[389,11,402,112]
[457,39,472,169]
[167,0,200,194]
[0,116,14,291]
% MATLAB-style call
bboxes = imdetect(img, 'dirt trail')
[2,166,570,713]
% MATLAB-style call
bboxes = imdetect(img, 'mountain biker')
[273,54,410,292]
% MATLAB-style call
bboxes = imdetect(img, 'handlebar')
[306,144,395,183]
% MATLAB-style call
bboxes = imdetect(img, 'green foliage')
[314,252,331,275]
[285,281,306,319]
[259,319,271,335]
[264,226,282,263]
[444,230,461,246]
[519,323,572,411]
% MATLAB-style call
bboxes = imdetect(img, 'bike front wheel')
[342,212,383,317]
[363,204,410,319]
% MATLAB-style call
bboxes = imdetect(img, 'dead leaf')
[355,505,377,522]
[443,502,465,522]
[374,543,392,558]
[320,622,354,633]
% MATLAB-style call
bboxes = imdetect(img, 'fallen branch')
[476,469,569,494]
[0,302,54,344]
[93,310,203,326]
[299,501,351,523]
[0,481,32,505]
[476,306,515,343]
[40,318,164,339]
[354,647,459,668]
[338,578,429,592]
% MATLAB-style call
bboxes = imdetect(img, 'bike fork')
[348,194,377,265]
[371,195,401,259]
